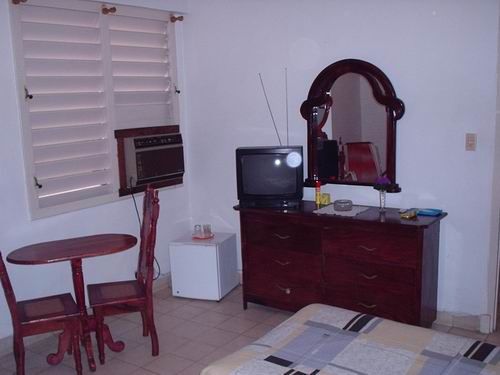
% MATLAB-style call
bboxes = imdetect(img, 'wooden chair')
[87,187,160,364]
[0,252,82,375]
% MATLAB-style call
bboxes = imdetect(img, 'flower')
[374,176,391,191]
[375,176,391,186]
[373,176,401,193]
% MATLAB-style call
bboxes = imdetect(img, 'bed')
[201,304,500,375]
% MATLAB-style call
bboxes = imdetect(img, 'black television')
[236,145,303,208]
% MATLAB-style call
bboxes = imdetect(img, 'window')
[10,0,179,218]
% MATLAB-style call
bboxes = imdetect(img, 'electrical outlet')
[465,133,477,151]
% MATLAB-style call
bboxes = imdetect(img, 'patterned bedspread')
[201,304,500,374]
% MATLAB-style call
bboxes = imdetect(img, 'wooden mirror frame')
[300,59,405,190]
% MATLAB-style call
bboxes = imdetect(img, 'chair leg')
[72,323,83,375]
[13,335,25,375]
[140,311,149,337]
[146,309,159,356]
[94,309,106,365]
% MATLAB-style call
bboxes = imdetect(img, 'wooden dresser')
[237,201,447,327]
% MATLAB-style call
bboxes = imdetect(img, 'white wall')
[489,11,500,329]
[0,0,192,340]
[183,0,499,319]
[360,77,387,170]
[1,0,499,340]
[331,73,362,144]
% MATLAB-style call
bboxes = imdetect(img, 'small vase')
[379,190,386,212]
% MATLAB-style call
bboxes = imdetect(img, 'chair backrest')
[344,142,382,183]
[136,186,160,297]
[0,252,20,331]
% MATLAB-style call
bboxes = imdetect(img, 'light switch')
[465,133,477,151]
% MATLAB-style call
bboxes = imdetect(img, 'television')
[236,146,304,208]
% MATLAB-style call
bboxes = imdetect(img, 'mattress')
[201,303,500,375]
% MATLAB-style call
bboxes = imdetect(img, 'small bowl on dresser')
[333,199,353,211]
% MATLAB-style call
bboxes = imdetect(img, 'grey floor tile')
[143,353,194,375]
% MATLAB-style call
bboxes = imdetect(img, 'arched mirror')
[300,59,405,191]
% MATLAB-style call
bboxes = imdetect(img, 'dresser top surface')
[235,201,447,228]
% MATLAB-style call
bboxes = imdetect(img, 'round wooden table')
[7,233,137,372]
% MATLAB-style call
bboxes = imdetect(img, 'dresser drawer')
[238,205,443,326]
[324,257,416,286]
[247,247,322,283]
[243,214,321,254]
[323,224,418,267]
[324,283,418,325]
[246,274,322,311]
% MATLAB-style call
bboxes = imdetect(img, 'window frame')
[9,0,181,219]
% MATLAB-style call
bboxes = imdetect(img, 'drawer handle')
[359,273,378,280]
[358,245,377,252]
[357,302,377,309]
[275,284,292,295]
[273,259,291,266]
[273,233,291,240]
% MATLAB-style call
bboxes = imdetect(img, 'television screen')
[240,154,297,195]
[236,146,303,208]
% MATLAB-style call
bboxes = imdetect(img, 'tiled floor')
[2,286,500,374]
[0,286,292,375]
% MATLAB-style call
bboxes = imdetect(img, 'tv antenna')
[285,67,289,146]
[258,72,282,146]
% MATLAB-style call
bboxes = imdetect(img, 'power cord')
[130,180,161,280]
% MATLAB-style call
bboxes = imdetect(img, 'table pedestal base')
[46,327,83,375]
[70,259,125,371]
[47,330,71,365]
[103,325,125,352]
[46,313,126,370]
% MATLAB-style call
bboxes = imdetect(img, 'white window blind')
[109,14,176,128]
[10,1,179,217]
[20,5,111,210]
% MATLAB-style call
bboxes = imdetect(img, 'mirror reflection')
[317,73,387,184]
[301,59,404,189]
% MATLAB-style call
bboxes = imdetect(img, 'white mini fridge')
[169,232,239,300]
